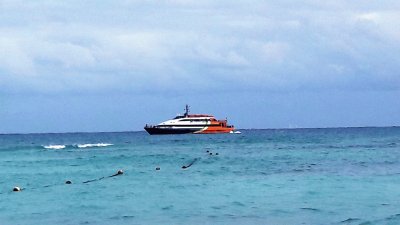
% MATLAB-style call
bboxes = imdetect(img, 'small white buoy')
[13,186,21,192]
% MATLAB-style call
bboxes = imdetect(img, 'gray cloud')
[1,0,399,94]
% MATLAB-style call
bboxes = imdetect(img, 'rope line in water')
[182,158,199,169]
[82,170,123,183]
[9,169,124,192]
[9,150,219,192]
[181,150,219,169]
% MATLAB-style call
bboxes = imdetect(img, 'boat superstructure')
[144,105,235,135]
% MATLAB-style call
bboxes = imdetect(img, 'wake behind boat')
[144,105,235,135]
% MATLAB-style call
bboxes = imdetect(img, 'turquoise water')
[1,128,400,225]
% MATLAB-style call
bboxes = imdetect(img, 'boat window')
[181,119,208,122]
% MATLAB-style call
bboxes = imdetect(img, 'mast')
[184,104,190,117]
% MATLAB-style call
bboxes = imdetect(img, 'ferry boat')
[144,105,235,135]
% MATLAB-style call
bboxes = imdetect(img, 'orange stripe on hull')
[197,125,234,134]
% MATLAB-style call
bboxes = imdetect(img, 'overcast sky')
[1,0,400,133]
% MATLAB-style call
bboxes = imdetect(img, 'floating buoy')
[13,186,21,192]
[65,180,72,184]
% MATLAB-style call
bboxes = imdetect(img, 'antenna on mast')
[184,104,190,117]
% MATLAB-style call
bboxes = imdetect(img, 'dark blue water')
[1,128,400,225]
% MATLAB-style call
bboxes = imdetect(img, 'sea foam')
[43,145,66,150]
[77,143,113,148]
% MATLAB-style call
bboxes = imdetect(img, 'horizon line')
[1,125,399,135]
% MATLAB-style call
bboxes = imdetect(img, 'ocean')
[0,127,400,225]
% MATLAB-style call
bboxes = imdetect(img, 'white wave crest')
[77,143,113,148]
[43,145,66,150]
